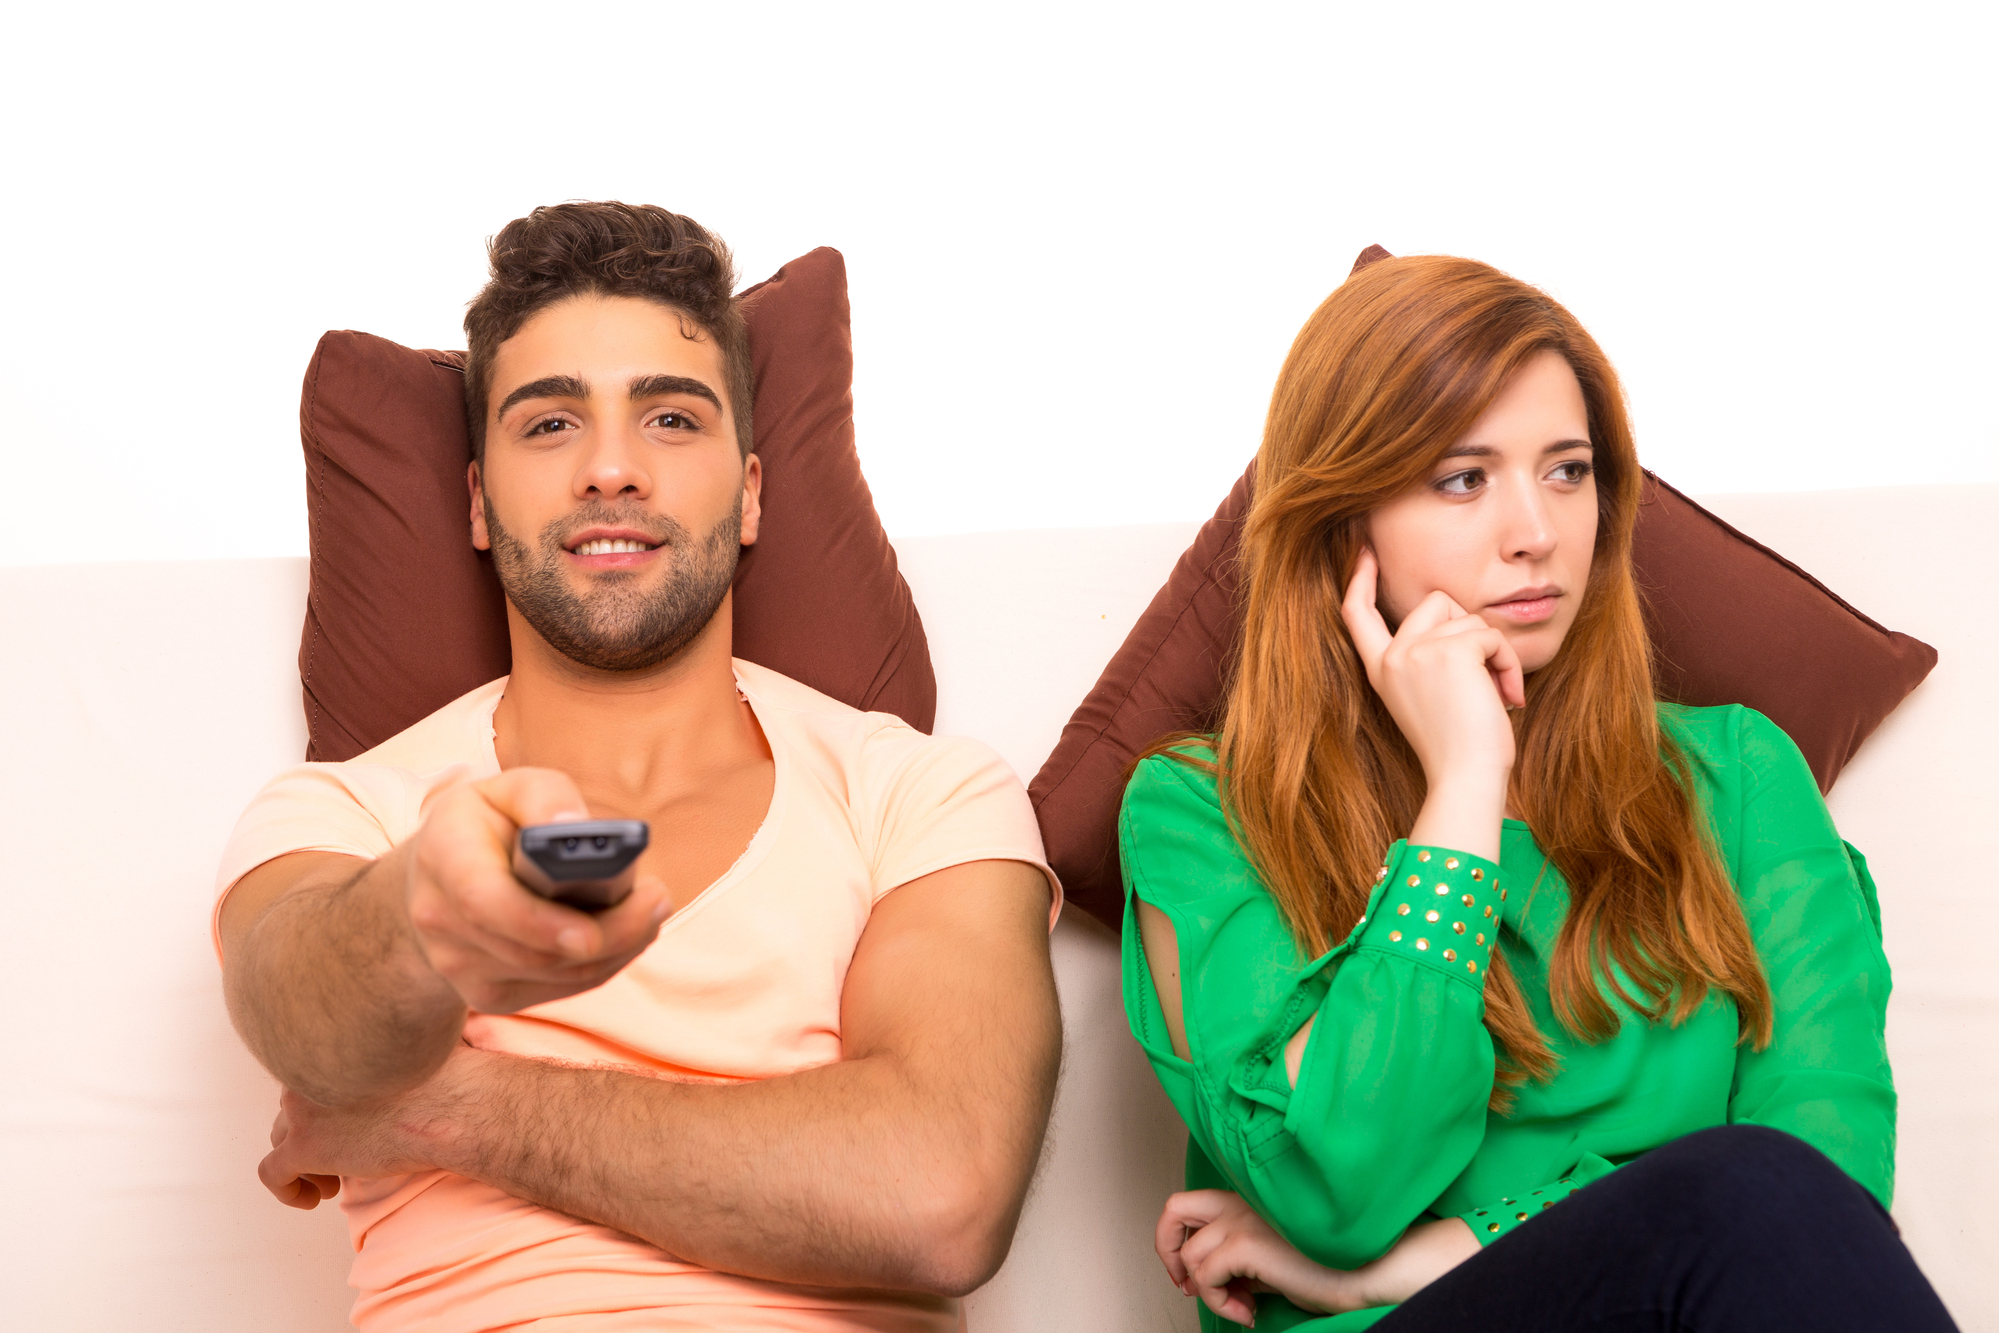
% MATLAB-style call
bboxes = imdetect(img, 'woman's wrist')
[1409,773,1509,863]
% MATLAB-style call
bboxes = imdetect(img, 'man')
[217,202,1062,1332]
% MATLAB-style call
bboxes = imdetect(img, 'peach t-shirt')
[215,661,1059,1333]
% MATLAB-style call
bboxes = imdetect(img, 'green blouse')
[1119,705,1894,1332]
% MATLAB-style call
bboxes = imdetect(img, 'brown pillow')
[1031,406,1937,932]
[298,247,935,761]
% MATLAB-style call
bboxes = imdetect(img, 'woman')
[1119,256,1954,1331]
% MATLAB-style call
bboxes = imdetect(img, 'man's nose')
[573,422,651,499]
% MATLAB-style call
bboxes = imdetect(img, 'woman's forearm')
[1408,775,1508,863]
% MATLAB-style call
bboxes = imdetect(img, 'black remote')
[513,820,650,912]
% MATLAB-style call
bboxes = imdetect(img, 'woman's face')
[1366,350,1599,674]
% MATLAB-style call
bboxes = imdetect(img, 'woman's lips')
[1486,595,1558,624]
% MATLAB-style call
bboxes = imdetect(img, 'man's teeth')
[575,539,654,555]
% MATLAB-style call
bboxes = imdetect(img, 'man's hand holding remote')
[404,768,670,1016]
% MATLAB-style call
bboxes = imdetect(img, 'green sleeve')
[1450,1151,1620,1245]
[1120,754,1511,1271]
[1708,710,1897,1207]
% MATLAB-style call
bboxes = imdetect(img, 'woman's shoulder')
[1655,701,1820,811]
[1656,701,1805,764]
[1122,739,1225,823]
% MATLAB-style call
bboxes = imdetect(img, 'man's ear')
[739,454,762,548]
[468,460,491,551]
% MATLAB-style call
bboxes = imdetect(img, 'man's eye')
[651,411,694,430]
[1436,469,1483,495]
[527,418,572,436]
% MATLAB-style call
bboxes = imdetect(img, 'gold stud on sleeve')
[1470,868,1484,881]
[1445,857,1459,870]
[1476,933,1486,945]
[1453,921,1466,934]
[1488,1222,1500,1233]
[1485,905,1495,919]
[1516,1212,1529,1222]
[1443,948,1457,961]
[1435,883,1450,895]
[1416,938,1430,951]
[1426,909,1441,922]
[1389,930,1403,942]
[1468,960,1478,973]
[1407,874,1422,888]
[1397,903,1411,916]
[1418,850,1432,862]
[1461,893,1475,907]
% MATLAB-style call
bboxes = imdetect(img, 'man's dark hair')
[463,202,753,460]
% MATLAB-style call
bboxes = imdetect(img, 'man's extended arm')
[260,856,1062,1295]
[220,770,671,1107]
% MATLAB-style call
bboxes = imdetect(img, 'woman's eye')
[1549,460,1593,484]
[1436,469,1484,495]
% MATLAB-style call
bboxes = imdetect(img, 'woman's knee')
[1634,1125,1877,1234]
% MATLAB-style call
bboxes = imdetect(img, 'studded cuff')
[1460,1176,1586,1244]
[1351,842,1508,988]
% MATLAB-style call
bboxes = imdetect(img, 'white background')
[1,1,1992,568]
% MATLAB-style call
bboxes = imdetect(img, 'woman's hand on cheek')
[1156,1190,1358,1323]
[1342,548,1520,859]
[1341,548,1521,787]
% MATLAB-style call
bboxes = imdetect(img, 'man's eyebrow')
[628,374,722,412]
[1438,438,1594,460]
[496,374,590,420]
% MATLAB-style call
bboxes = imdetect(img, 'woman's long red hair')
[1171,256,1771,1102]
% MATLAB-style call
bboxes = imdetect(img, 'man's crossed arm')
[221,771,1063,1297]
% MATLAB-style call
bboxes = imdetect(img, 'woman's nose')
[1500,481,1557,561]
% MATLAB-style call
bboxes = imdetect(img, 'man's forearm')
[224,849,466,1106]
[418,1024,1054,1294]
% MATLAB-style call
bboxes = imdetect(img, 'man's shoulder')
[735,659,1022,808]
[348,678,508,774]
[735,659,940,763]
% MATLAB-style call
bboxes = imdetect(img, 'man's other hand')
[406,768,671,1014]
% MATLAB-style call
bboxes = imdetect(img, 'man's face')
[469,294,760,673]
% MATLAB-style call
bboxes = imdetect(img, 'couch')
[2,482,1990,1330]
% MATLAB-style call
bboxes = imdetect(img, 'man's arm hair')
[385,858,1061,1294]
[222,847,468,1106]
[221,770,671,1108]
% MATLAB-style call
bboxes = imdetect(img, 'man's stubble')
[485,496,741,673]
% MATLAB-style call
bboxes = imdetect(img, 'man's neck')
[492,591,769,813]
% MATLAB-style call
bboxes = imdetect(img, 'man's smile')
[564,526,663,568]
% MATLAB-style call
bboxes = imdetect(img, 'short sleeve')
[211,761,450,958]
[859,728,1061,924]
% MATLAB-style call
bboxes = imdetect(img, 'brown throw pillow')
[1031,365,1937,930]
[298,247,935,761]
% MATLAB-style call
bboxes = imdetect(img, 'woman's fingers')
[1339,548,1395,673]
[1155,1191,1232,1288]
[1393,589,1465,640]
[1486,629,1526,710]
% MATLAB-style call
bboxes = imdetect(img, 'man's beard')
[484,497,741,673]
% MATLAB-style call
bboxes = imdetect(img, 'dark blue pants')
[1374,1125,1957,1332]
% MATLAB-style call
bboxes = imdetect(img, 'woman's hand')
[1156,1190,1482,1324]
[1341,547,1522,861]
[1156,1190,1355,1324]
